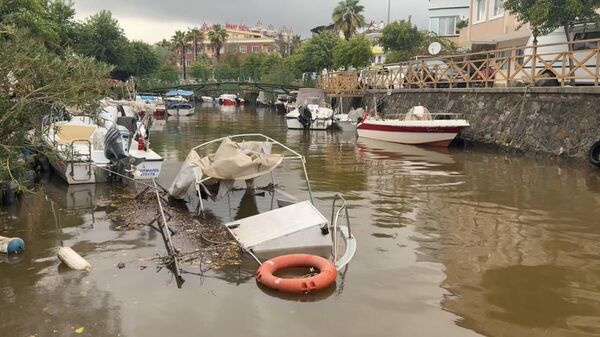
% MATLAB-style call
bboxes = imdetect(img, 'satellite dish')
[428,42,442,55]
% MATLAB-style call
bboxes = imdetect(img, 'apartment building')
[183,24,281,65]
[428,0,470,44]
[458,0,530,50]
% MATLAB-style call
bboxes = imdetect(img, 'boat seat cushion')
[55,125,96,144]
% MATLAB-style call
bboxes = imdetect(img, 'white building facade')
[428,0,470,41]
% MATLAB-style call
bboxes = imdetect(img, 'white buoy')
[57,247,91,271]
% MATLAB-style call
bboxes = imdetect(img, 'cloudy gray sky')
[73,0,429,43]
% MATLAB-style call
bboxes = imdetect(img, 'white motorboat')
[167,103,195,116]
[41,108,163,185]
[201,96,215,103]
[218,94,239,106]
[357,106,470,147]
[334,107,363,132]
[168,134,356,270]
[256,91,272,106]
[286,88,334,130]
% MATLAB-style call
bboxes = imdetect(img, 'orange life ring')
[256,254,337,293]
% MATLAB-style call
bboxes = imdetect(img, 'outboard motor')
[104,125,131,163]
[116,116,137,136]
[297,105,313,129]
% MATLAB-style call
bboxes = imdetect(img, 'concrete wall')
[363,87,600,160]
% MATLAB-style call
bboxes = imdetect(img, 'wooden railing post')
[594,40,600,87]
[531,40,538,86]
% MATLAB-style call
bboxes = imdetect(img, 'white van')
[523,24,600,85]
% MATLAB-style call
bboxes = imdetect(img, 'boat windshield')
[306,97,321,105]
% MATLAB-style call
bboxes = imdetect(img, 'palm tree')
[186,27,204,62]
[171,30,188,80]
[332,0,365,40]
[290,34,302,54]
[208,24,228,63]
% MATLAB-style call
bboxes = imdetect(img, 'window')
[491,0,504,17]
[252,45,260,53]
[430,16,459,36]
[239,45,247,53]
[573,31,600,51]
[185,59,192,67]
[475,0,486,22]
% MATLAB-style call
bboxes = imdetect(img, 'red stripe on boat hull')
[357,123,466,134]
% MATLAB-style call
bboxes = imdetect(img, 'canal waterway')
[1,104,600,337]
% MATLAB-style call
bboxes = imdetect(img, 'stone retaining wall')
[363,87,600,160]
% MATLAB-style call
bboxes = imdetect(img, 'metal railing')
[317,37,600,93]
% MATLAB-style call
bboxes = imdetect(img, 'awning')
[165,89,194,97]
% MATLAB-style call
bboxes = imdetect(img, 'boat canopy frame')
[191,134,314,208]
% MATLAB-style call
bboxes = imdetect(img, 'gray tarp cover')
[168,138,283,199]
[198,138,283,180]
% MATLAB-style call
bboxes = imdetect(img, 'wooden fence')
[317,37,600,94]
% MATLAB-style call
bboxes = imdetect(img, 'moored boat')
[357,106,469,147]
[218,94,238,106]
[274,94,289,113]
[286,88,334,130]
[167,103,195,116]
[40,108,163,185]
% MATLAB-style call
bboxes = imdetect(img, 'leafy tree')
[0,28,111,189]
[380,20,424,53]
[157,64,178,83]
[189,60,211,81]
[125,41,159,76]
[333,34,373,69]
[171,30,187,80]
[0,0,78,52]
[240,53,266,80]
[263,56,302,84]
[332,0,365,40]
[214,62,239,81]
[208,24,228,63]
[154,43,175,65]
[379,20,427,62]
[296,31,340,72]
[186,27,204,62]
[76,10,131,78]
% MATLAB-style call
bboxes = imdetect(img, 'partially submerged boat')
[168,134,356,270]
[286,88,334,130]
[41,107,163,184]
[357,106,470,147]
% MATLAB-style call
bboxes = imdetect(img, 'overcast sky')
[72,0,429,43]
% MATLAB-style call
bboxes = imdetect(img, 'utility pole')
[387,0,391,25]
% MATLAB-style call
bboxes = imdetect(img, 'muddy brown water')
[2,104,600,337]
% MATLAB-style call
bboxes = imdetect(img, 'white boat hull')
[167,108,194,116]
[286,117,333,130]
[357,119,469,147]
